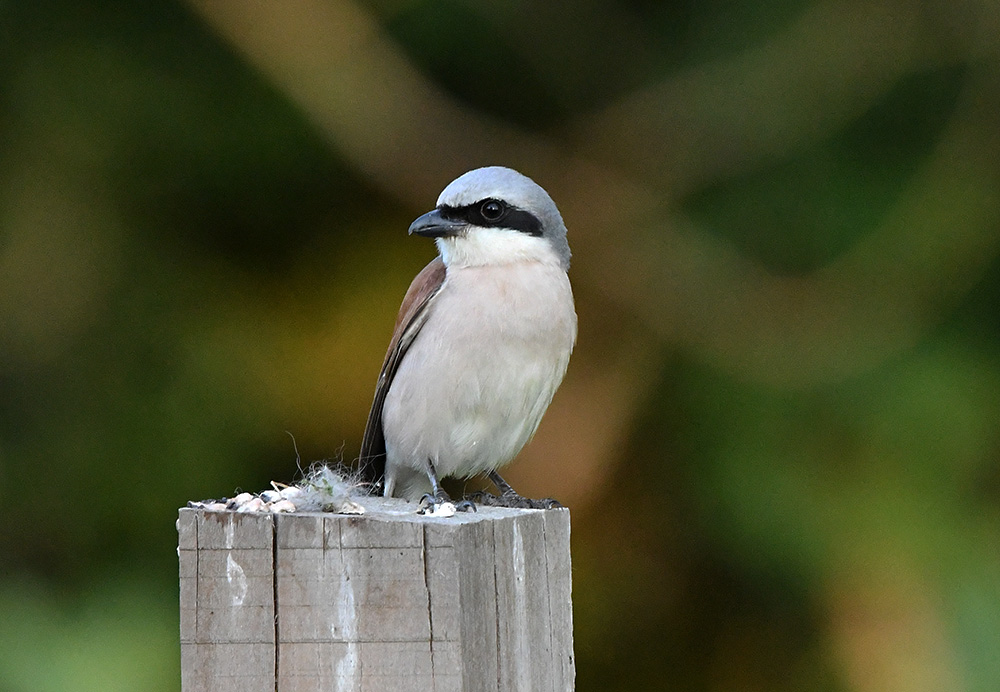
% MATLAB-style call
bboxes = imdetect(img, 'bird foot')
[465,491,562,510]
[418,493,456,516]
[417,493,476,516]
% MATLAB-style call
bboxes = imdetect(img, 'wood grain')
[178,498,575,691]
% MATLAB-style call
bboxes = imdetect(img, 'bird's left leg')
[468,470,562,509]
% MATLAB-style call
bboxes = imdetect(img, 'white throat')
[436,228,561,268]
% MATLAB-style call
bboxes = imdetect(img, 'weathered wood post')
[178,498,575,691]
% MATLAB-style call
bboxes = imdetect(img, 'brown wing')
[359,257,447,488]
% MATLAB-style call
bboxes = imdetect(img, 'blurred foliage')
[2,0,999,690]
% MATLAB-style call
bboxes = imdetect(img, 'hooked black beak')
[408,209,467,238]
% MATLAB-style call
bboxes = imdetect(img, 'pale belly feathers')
[381,261,576,500]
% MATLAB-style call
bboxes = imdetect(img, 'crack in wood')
[272,515,279,692]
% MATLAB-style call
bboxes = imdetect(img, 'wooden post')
[178,498,575,691]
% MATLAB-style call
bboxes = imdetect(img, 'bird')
[359,166,577,510]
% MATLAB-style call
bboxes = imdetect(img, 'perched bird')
[360,166,577,509]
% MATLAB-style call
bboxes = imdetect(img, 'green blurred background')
[2,0,999,689]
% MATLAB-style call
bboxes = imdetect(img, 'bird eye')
[480,199,506,222]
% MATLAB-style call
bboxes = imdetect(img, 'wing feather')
[358,257,447,488]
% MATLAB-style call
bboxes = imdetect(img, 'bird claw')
[418,493,457,517]
[523,497,562,509]
[465,491,561,510]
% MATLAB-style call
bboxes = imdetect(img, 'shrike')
[360,166,577,509]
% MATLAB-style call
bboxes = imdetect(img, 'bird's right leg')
[418,458,474,513]
[424,458,449,504]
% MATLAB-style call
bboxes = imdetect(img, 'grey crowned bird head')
[407,166,571,270]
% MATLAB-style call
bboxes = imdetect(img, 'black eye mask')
[438,199,543,237]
